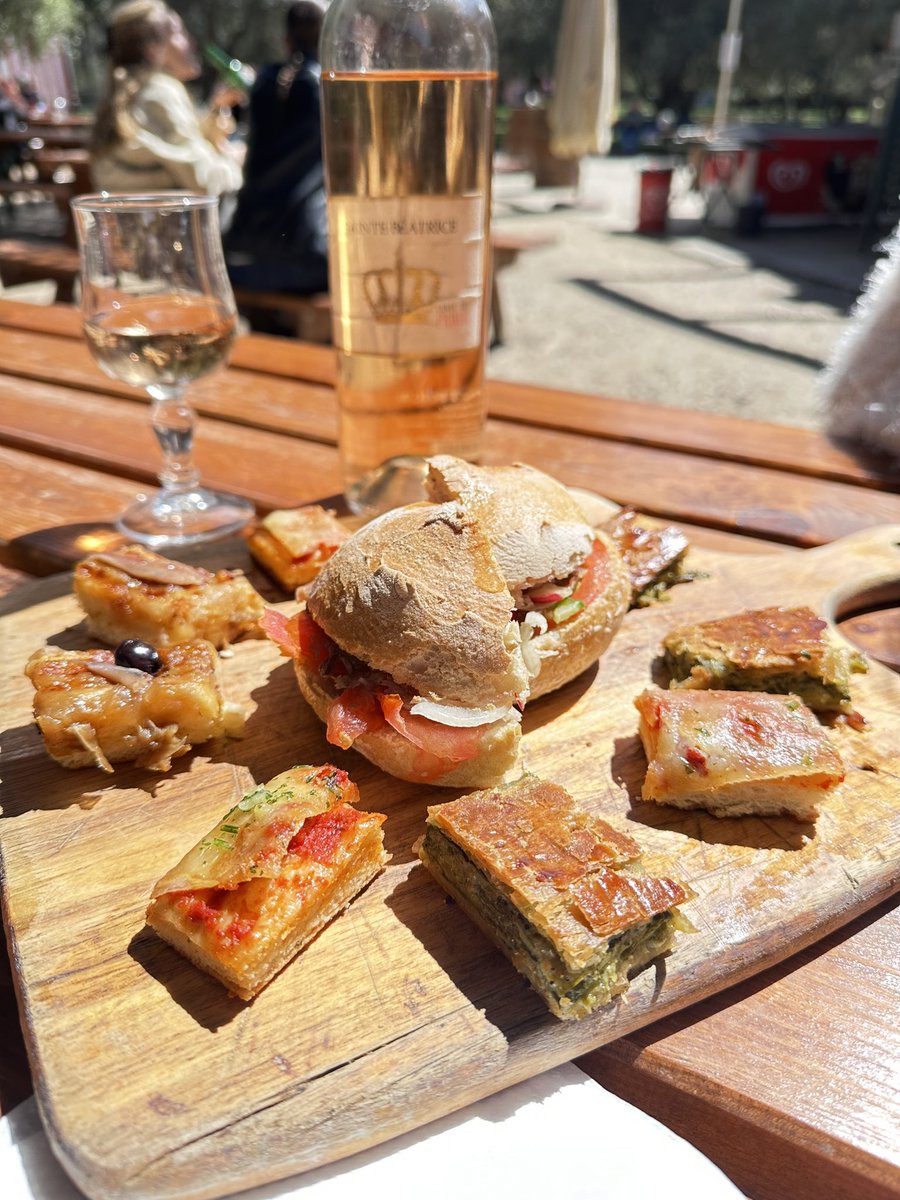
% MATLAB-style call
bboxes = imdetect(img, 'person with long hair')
[90,0,243,196]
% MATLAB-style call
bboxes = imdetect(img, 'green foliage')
[738,0,898,118]
[488,0,564,85]
[618,0,898,121]
[0,0,78,55]
[16,0,899,125]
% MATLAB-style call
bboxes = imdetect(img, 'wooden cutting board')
[1,526,899,1200]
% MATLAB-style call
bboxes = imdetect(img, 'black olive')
[114,639,163,675]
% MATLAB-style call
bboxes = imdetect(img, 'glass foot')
[116,486,255,547]
[345,456,431,517]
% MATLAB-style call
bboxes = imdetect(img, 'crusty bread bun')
[307,500,529,709]
[425,457,630,698]
[292,658,522,787]
[426,457,594,600]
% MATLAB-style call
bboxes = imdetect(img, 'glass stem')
[148,385,201,492]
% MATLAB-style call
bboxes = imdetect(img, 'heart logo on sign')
[767,160,809,192]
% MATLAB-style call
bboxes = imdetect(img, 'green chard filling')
[422,825,677,1017]
[663,650,857,711]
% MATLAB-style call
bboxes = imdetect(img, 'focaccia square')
[246,506,350,591]
[74,545,266,649]
[662,605,867,718]
[25,641,242,773]
[635,687,845,820]
[147,766,388,1000]
[418,774,693,1020]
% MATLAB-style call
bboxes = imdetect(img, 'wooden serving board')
[1,526,899,1200]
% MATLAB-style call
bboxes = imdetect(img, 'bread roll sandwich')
[425,457,631,698]
[263,501,530,787]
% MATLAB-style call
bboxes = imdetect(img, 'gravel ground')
[488,157,880,428]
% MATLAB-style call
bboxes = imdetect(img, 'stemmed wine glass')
[71,193,255,546]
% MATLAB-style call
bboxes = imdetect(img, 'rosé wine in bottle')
[320,0,497,513]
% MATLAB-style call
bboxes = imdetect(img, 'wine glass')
[71,192,255,546]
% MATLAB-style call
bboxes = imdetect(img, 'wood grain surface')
[1,528,899,1200]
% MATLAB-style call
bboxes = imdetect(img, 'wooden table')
[0,297,898,1200]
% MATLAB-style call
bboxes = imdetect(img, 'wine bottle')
[203,44,255,92]
[320,0,497,513]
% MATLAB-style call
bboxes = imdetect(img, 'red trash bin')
[637,164,673,234]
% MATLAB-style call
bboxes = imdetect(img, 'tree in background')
[738,0,898,122]
[6,0,900,125]
[0,0,77,56]
[618,0,722,120]
[489,0,563,94]
[617,0,899,123]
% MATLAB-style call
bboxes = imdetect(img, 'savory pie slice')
[25,641,243,773]
[246,505,350,591]
[418,774,693,1021]
[74,545,266,649]
[600,506,693,607]
[146,766,388,1000]
[634,687,845,820]
[662,605,867,717]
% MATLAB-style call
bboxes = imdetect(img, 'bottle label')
[328,194,487,356]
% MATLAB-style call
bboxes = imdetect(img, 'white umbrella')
[548,0,619,159]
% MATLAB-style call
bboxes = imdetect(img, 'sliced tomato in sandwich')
[571,539,611,608]
[324,692,483,782]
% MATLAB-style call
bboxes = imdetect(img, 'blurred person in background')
[90,0,243,197]
[820,226,900,463]
[0,79,30,178]
[224,1,328,296]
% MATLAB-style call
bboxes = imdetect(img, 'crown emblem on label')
[363,259,441,323]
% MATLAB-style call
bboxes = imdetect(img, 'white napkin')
[1,1063,745,1200]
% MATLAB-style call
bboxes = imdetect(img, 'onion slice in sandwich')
[408,698,520,728]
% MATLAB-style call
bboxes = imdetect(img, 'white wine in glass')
[71,192,255,546]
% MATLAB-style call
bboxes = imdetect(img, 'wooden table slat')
[3,366,900,550]
[487,378,899,492]
[0,326,340,443]
[0,300,893,494]
[1,298,899,1200]
[580,892,900,1200]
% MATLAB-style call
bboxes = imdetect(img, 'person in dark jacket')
[224,1,328,295]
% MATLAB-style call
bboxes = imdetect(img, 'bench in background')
[233,230,555,344]
[0,229,555,344]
